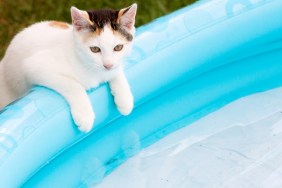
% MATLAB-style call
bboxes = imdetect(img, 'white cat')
[0,4,137,132]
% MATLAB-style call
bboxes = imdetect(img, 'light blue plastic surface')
[0,0,282,187]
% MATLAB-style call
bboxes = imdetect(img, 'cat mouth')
[103,64,120,71]
[104,66,116,71]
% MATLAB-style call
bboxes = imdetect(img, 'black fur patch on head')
[87,9,133,41]
[87,9,119,30]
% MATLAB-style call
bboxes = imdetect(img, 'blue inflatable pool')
[1,0,282,187]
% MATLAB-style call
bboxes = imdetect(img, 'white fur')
[0,5,137,132]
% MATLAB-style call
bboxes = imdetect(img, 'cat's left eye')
[90,46,101,53]
[114,44,123,52]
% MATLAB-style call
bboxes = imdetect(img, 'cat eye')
[90,46,101,53]
[114,44,123,52]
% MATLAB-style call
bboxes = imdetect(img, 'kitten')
[0,4,137,132]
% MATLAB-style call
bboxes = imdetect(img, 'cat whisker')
[83,62,103,72]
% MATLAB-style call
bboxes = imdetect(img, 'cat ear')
[118,3,137,30]
[71,6,94,31]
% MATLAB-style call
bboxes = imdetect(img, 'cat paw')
[71,107,95,133]
[115,93,134,116]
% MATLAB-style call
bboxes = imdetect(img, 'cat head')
[70,4,137,71]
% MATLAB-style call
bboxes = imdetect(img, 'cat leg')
[109,71,134,115]
[24,58,94,132]
[36,74,94,132]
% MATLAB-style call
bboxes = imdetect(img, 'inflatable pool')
[97,87,282,187]
[0,0,282,187]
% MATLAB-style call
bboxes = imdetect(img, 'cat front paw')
[115,93,134,116]
[71,106,95,132]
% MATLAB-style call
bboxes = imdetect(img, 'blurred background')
[0,0,197,58]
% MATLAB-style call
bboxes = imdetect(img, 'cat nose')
[103,64,113,70]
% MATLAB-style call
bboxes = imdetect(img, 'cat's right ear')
[118,3,137,31]
[71,6,94,32]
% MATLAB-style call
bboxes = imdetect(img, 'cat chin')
[103,68,121,76]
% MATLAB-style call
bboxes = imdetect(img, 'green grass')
[0,0,197,58]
